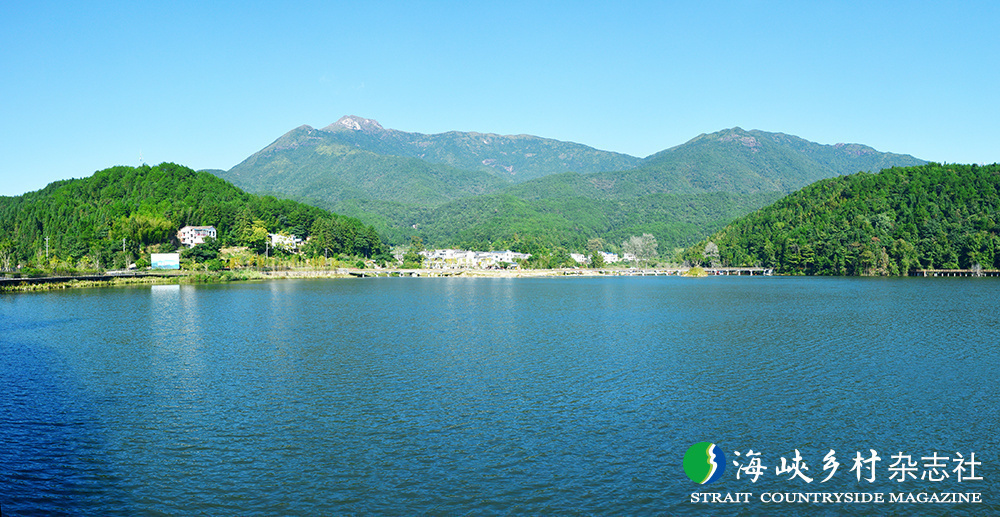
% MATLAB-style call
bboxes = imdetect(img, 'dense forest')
[333,191,783,253]
[0,163,387,272]
[683,163,1000,275]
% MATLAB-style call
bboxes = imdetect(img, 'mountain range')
[215,116,641,206]
[210,116,926,251]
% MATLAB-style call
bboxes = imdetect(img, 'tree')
[244,223,269,254]
[589,251,605,269]
[205,259,225,271]
[703,241,721,268]
[586,238,604,256]
[402,236,424,268]
[183,238,220,263]
[623,233,658,264]
[0,240,12,272]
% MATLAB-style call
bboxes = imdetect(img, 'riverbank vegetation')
[0,163,390,275]
[0,271,244,293]
[683,163,1000,275]
[13,159,995,281]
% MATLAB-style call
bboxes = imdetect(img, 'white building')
[572,251,620,264]
[177,226,217,248]
[600,251,621,263]
[421,249,476,268]
[269,233,303,252]
[476,250,530,268]
[419,249,531,269]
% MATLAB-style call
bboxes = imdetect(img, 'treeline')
[335,191,782,255]
[683,163,1000,275]
[0,163,387,271]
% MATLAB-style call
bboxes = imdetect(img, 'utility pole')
[45,236,49,260]
[123,238,126,252]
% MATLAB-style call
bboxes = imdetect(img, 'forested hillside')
[217,116,641,207]
[445,127,926,201]
[317,116,643,180]
[0,163,386,271]
[219,125,513,206]
[334,191,783,253]
[214,121,924,252]
[618,128,926,195]
[684,163,1000,275]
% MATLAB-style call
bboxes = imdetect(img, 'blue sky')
[2,1,998,196]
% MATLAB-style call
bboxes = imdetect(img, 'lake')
[1,276,996,515]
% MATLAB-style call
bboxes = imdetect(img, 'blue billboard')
[151,253,180,270]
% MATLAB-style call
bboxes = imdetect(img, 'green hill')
[634,127,926,193]
[217,124,513,206]
[341,126,923,251]
[683,163,1000,275]
[319,116,642,181]
[211,121,926,253]
[332,191,784,253]
[216,116,641,207]
[505,127,927,199]
[0,163,386,271]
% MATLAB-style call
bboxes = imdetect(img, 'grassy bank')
[0,269,289,293]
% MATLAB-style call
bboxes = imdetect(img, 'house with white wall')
[420,249,530,269]
[177,226,217,248]
[269,233,303,252]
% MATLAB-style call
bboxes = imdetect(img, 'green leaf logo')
[684,442,726,484]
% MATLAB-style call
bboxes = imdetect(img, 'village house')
[269,233,303,253]
[600,251,622,263]
[419,249,530,269]
[177,225,217,248]
[571,251,622,264]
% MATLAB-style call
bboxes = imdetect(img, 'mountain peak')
[717,127,761,150]
[326,115,385,133]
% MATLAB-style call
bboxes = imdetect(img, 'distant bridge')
[347,269,462,278]
[346,267,774,278]
[602,267,774,276]
[913,269,1000,277]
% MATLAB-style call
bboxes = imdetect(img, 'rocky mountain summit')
[325,115,386,133]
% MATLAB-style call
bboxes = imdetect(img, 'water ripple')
[1,278,997,515]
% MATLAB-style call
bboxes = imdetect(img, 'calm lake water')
[1,276,996,515]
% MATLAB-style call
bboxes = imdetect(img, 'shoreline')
[0,268,627,292]
[0,266,773,293]
[4,265,990,293]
